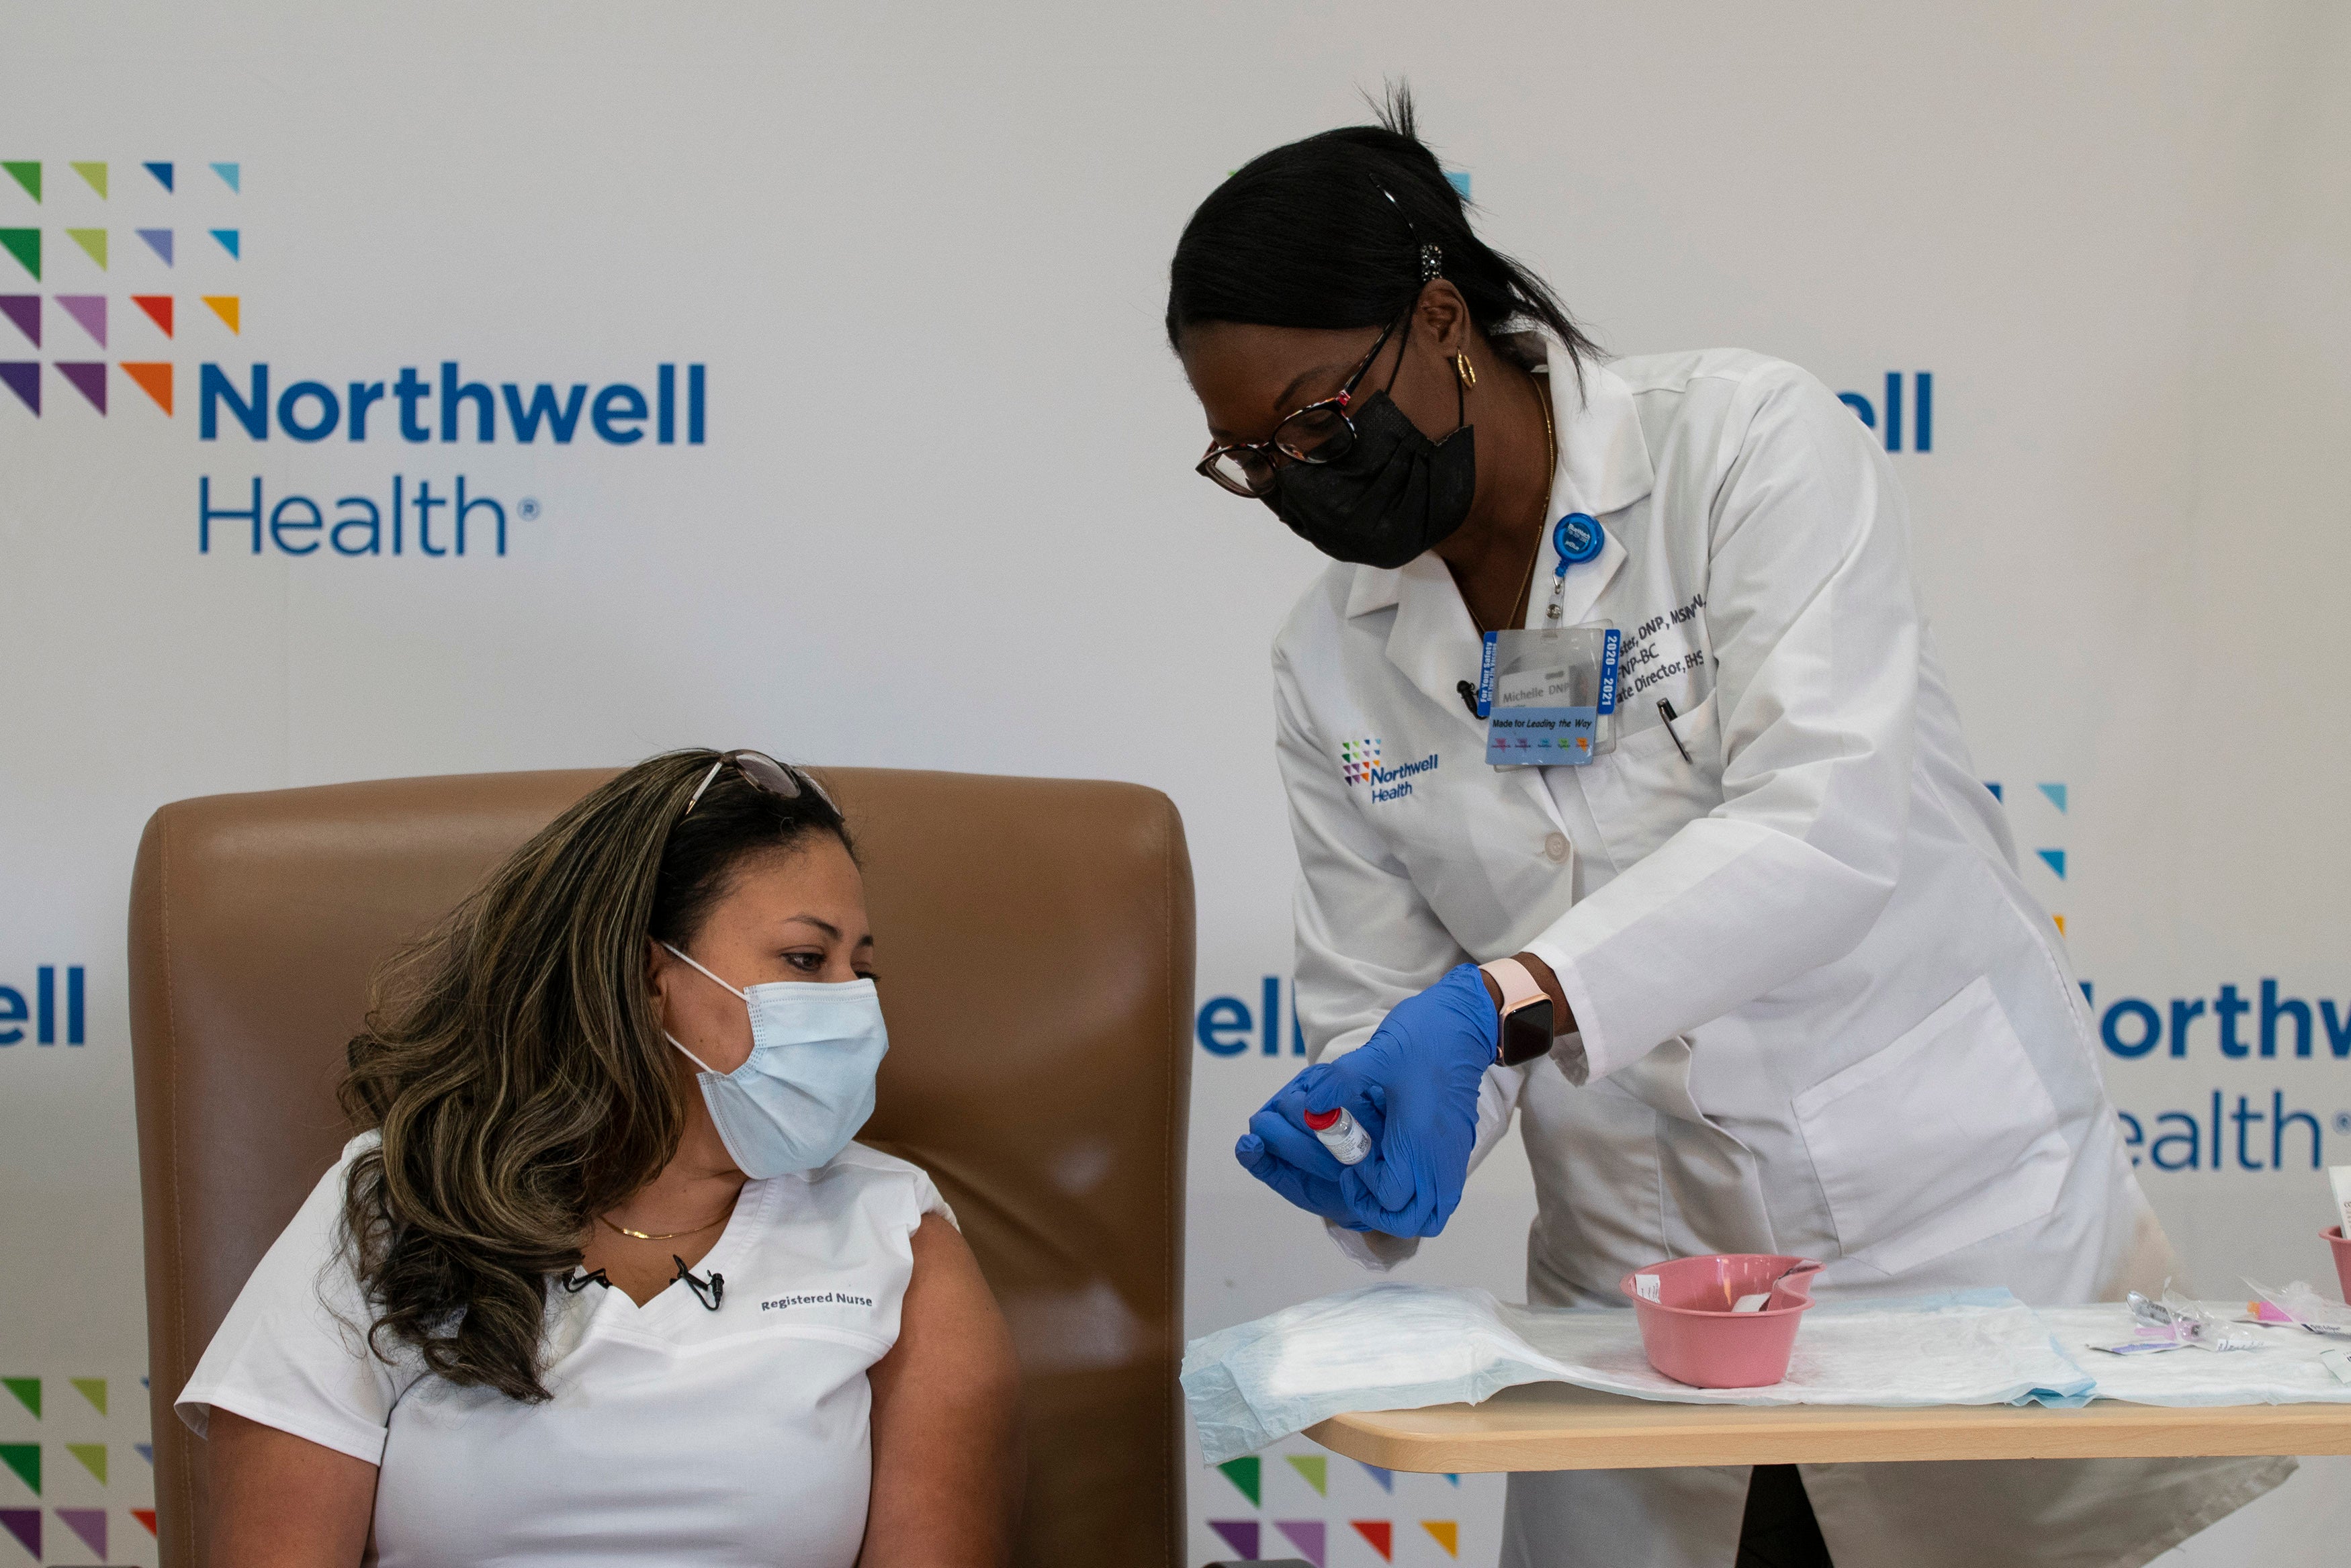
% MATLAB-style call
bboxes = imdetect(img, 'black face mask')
[1266,326,1476,569]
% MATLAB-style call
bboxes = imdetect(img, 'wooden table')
[1306,1382,2351,1473]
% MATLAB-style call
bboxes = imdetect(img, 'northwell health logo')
[0,156,242,417]
[2,156,708,559]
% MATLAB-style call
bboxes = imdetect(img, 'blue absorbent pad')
[1182,1282,2095,1465]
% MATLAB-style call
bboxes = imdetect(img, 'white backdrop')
[3,5,2349,1565]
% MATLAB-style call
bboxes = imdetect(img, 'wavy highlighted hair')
[337,749,851,1401]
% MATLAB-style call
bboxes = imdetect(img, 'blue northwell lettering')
[2084,979,2351,1060]
[0,965,87,1046]
[202,476,513,557]
[1366,752,1438,802]
[199,362,707,445]
[1195,976,1308,1058]
[2118,1091,2330,1171]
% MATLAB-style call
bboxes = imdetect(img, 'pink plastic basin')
[1619,1254,1823,1389]
[2328,1227,2351,1305]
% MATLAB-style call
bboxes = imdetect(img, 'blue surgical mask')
[661,942,888,1179]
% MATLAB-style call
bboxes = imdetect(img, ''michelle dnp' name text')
[193,360,706,558]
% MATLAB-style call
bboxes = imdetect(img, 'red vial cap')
[1302,1108,1341,1132]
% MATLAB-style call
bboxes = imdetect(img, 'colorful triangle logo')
[1423,1519,1461,1557]
[122,362,173,414]
[64,1443,105,1485]
[56,362,107,413]
[137,227,173,265]
[1214,1455,1261,1507]
[1358,1461,1395,1493]
[203,294,240,333]
[0,294,38,348]
[132,293,173,336]
[1,163,38,203]
[1208,1519,1259,1560]
[0,1381,33,1419]
[212,161,241,192]
[2038,782,2068,813]
[1351,1519,1394,1561]
[132,1507,157,1536]
[0,1442,38,1495]
[71,161,107,198]
[56,1506,105,1559]
[0,229,38,281]
[56,293,105,348]
[144,161,175,192]
[210,227,239,258]
[1275,1519,1327,1567]
[2036,849,2066,880]
[0,295,36,348]
[1284,1453,1327,1495]
[0,363,38,414]
[64,227,107,269]
[0,1510,36,1559]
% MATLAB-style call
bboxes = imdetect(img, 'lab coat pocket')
[1791,976,2073,1278]
[1582,690,1723,868]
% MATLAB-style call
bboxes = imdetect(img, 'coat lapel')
[1536,347,1653,631]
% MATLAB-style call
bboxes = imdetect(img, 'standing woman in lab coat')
[1169,93,2288,1568]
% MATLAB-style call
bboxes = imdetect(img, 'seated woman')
[177,749,1022,1567]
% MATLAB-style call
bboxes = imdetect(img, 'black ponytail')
[1165,85,1598,371]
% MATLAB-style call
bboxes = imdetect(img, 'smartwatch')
[1480,956,1557,1066]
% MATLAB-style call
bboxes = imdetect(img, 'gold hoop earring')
[1454,352,1477,389]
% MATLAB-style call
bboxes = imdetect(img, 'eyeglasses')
[682,749,834,819]
[1195,312,1405,498]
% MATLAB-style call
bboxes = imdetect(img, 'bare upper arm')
[205,1407,378,1568]
[858,1211,1022,1568]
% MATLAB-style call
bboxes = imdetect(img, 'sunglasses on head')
[681,749,835,819]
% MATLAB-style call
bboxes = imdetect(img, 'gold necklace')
[597,1208,731,1242]
[1487,375,1560,635]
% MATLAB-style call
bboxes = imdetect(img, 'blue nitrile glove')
[1235,1062,1392,1230]
[1234,964,1498,1238]
[1309,963,1497,1237]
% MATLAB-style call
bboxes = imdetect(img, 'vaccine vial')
[1302,1106,1372,1166]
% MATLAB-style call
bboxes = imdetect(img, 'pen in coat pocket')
[1657,698,1693,764]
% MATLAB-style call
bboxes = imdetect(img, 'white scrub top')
[179,1132,950,1567]
[1272,333,2292,1567]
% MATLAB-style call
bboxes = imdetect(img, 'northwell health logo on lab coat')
[1337,738,1439,802]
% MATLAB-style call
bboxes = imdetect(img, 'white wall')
[1,5,2346,1564]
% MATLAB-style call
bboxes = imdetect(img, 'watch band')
[1480,956,1558,1068]
[1480,957,1546,1017]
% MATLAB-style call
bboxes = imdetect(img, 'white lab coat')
[1273,334,2292,1568]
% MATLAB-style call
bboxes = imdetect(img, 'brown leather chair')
[128,766,1194,1567]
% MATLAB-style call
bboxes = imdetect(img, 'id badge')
[1476,625,1620,768]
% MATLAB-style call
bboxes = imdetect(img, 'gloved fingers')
[1235,1132,1352,1222]
[1255,1060,1332,1120]
[1247,1106,1345,1181]
[1347,1134,1425,1213]
[1339,1160,1441,1236]
[1300,1052,1386,1119]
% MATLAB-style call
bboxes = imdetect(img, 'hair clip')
[1419,242,1444,283]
